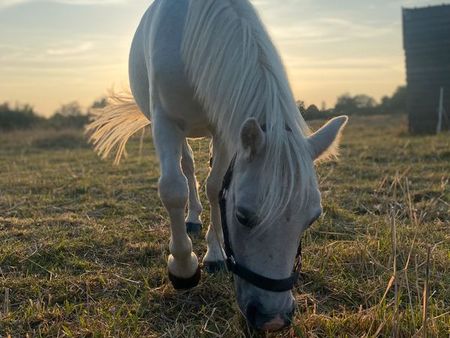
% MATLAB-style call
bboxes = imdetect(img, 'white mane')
[182,0,315,227]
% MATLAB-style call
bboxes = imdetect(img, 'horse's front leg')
[181,140,203,236]
[203,138,230,272]
[153,114,200,289]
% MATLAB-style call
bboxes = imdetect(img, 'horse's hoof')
[186,222,202,237]
[204,261,227,274]
[168,266,201,290]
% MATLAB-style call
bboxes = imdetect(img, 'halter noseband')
[218,154,302,293]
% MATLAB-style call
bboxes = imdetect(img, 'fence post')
[436,87,444,134]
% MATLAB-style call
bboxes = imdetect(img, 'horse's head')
[224,116,347,331]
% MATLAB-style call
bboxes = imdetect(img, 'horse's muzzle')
[245,301,294,331]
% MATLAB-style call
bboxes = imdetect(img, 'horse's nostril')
[245,302,292,331]
[260,315,287,332]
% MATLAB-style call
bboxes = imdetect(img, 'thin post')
[391,211,399,338]
[436,87,444,134]
[422,246,431,338]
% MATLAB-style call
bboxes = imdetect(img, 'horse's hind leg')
[203,138,230,272]
[181,141,203,236]
[153,112,200,289]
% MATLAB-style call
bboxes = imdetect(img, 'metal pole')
[436,87,444,134]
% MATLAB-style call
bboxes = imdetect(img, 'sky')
[0,0,448,116]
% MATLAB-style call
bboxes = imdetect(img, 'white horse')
[87,0,347,331]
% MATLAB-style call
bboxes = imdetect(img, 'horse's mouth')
[238,301,295,332]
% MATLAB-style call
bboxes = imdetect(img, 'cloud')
[46,41,94,56]
[268,17,396,46]
[0,0,28,9]
[284,56,401,71]
[0,0,128,10]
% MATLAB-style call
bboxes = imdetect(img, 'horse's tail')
[85,91,150,165]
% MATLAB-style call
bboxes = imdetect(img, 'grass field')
[0,114,449,337]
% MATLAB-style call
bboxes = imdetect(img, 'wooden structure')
[403,5,450,133]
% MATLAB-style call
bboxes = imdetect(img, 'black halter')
[218,155,302,293]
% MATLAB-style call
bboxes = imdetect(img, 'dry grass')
[0,115,449,337]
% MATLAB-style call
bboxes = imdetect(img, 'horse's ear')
[308,116,348,162]
[240,118,265,159]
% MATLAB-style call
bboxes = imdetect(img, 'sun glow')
[0,0,445,116]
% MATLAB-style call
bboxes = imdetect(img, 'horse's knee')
[159,173,188,209]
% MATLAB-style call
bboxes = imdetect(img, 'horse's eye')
[236,207,257,228]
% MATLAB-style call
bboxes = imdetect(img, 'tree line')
[0,98,107,131]
[299,86,406,120]
[0,86,406,131]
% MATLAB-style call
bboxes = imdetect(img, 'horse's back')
[129,0,209,135]
[129,1,159,118]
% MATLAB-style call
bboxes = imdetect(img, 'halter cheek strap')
[219,155,302,293]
